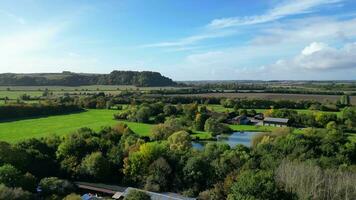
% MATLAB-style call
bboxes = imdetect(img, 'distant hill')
[0,71,176,87]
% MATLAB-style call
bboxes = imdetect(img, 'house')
[230,115,250,125]
[254,113,264,120]
[263,117,289,127]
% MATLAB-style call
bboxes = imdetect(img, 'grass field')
[0,85,189,100]
[0,109,153,143]
[174,93,356,104]
[207,104,342,116]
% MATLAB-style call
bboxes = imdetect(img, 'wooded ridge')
[0,70,176,87]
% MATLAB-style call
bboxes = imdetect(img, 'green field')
[0,85,189,100]
[207,104,341,116]
[0,109,153,143]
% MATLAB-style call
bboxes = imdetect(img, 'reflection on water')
[192,131,262,150]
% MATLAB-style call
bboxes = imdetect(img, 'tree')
[19,172,37,192]
[63,193,82,200]
[80,152,111,181]
[227,170,284,200]
[145,157,172,192]
[183,156,210,193]
[326,121,337,130]
[194,113,206,131]
[168,131,192,151]
[339,95,350,106]
[163,104,177,116]
[204,118,230,136]
[136,106,152,123]
[39,177,76,197]
[183,103,198,120]
[151,118,185,140]
[124,189,151,200]
[123,143,167,184]
[0,164,22,188]
[0,184,32,200]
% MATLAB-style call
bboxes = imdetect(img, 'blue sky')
[0,0,356,80]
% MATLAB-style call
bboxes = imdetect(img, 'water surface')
[192,131,262,150]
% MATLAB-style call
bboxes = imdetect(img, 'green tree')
[0,164,22,188]
[80,152,111,181]
[124,189,151,200]
[63,193,82,200]
[0,184,32,200]
[227,170,283,200]
[168,131,192,151]
[39,177,76,197]
[194,113,207,131]
[204,118,230,136]
[144,157,172,192]
[163,104,177,116]
[136,106,152,123]
[183,156,210,193]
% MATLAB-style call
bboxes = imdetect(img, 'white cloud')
[301,42,328,55]
[271,42,356,70]
[208,0,343,29]
[251,17,356,45]
[141,30,237,49]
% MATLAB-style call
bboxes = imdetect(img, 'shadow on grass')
[0,109,87,123]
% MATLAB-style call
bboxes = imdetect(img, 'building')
[230,115,250,125]
[263,117,289,127]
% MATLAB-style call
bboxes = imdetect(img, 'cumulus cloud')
[271,42,356,70]
[251,17,356,45]
[208,0,343,29]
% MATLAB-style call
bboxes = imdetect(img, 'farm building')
[230,115,250,125]
[263,117,289,127]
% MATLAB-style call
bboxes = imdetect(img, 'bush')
[39,177,76,196]
[124,189,151,200]
[0,184,32,200]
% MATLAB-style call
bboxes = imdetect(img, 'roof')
[75,182,127,195]
[232,115,247,120]
[112,192,124,199]
[264,117,289,123]
[123,187,196,200]
[81,194,102,200]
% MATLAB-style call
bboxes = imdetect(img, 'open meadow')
[173,93,356,104]
[207,104,342,116]
[0,109,153,143]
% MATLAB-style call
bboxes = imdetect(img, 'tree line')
[0,103,83,121]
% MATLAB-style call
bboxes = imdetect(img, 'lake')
[192,131,262,150]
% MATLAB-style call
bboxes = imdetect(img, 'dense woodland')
[0,71,176,87]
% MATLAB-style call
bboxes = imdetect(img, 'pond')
[192,131,262,150]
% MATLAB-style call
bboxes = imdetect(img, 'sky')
[0,0,356,80]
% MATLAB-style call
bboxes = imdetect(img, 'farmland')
[0,109,153,143]
[172,92,356,104]
[207,104,342,116]
[0,102,345,143]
